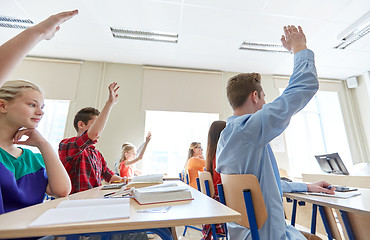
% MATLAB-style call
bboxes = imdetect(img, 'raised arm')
[125,132,151,165]
[0,10,78,87]
[87,82,119,140]
[245,25,318,146]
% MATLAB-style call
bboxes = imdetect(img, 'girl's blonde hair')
[120,143,135,163]
[0,80,41,101]
[184,142,201,169]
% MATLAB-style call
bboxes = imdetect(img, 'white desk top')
[0,181,241,239]
[283,188,370,216]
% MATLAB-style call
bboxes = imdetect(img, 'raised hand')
[107,82,120,105]
[33,10,78,40]
[281,25,307,54]
[146,132,152,142]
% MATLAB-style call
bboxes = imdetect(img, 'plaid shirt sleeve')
[100,154,114,183]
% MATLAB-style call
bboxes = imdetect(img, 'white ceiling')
[1,0,370,80]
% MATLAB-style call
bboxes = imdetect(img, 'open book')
[30,198,130,227]
[126,174,164,189]
[132,182,193,205]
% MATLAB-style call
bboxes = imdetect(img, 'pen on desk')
[104,191,116,197]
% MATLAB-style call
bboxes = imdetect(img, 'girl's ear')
[0,99,8,113]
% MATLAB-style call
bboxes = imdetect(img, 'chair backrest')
[220,173,267,229]
[198,171,215,198]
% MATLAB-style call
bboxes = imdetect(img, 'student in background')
[202,120,226,240]
[185,142,205,189]
[216,25,334,239]
[118,132,152,178]
[59,83,124,194]
[0,10,77,214]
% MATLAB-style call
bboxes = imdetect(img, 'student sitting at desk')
[0,10,78,214]
[185,142,205,189]
[59,83,124,194]
[216,25,334,239]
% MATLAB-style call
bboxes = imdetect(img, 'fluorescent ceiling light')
[239,41,289,53]
[0,16,33,29]
[110,28,178,43]
[335,11,370,49]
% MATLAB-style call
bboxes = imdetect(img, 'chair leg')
[243,189,260,240]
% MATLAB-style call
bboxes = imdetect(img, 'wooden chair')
[218,174,267,240]
[180,169,202,237]
[198,171,227,239]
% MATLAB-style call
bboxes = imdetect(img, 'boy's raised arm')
[0,10,78,87]
[87,82,119,140]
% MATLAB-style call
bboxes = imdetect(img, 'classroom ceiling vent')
[239,41,289,53]
[0,16,34,29]
[335,11,370,49]
[110,28,178,43]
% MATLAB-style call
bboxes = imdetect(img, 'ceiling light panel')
[111,28,178,43]
[0,16,33,29]
[240,41,289,53]
[335,11,370,49]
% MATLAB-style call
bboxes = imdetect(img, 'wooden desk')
[0,181,241,239]
[284,188,370,240]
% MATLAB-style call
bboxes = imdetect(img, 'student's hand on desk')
[107,82,120,105]
[33,10,78,40]
[281,25,307,54]
[306,181,336,195]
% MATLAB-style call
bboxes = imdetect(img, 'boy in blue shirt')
[216,25,334,239]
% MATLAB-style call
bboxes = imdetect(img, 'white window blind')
[142,66,222,113]
[10,57,82,101]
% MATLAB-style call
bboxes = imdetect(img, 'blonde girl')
[184,142,205,189]
[119,132,151,178]
[0,10,78,214]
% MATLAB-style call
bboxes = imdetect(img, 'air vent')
[335,11,370,49]
[0,16,33,29]
[110,28,178,43]
[239,41,289,53]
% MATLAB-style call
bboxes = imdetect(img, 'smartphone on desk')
[334,186,358,192]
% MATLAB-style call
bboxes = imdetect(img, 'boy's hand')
[107,82,120,105]
[33,10,78,40]
[307,181,336,195]
[281,25,307,54]
[13,128,46,148]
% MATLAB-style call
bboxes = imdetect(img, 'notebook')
[29,198,130,227]
[297,191,361,199]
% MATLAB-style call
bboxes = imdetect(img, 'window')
[143,111,219,176]
[19,99,70,154]
[281,89,353,177]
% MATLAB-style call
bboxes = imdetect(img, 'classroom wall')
[351,71,370,160]
[10,58,300,173]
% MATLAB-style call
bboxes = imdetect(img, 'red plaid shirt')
[59,131,114,194]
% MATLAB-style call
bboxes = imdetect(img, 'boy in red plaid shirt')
[59,82,124,194]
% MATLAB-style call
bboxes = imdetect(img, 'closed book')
[133,182,193,205]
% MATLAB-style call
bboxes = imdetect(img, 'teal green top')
[0,147,45,180]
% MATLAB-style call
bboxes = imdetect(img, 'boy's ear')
[77,120,85,130]
[251,91,258,104]
[0,99,8,113]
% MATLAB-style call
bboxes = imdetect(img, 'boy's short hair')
[227,73,263,110]
[73,107,100,132]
